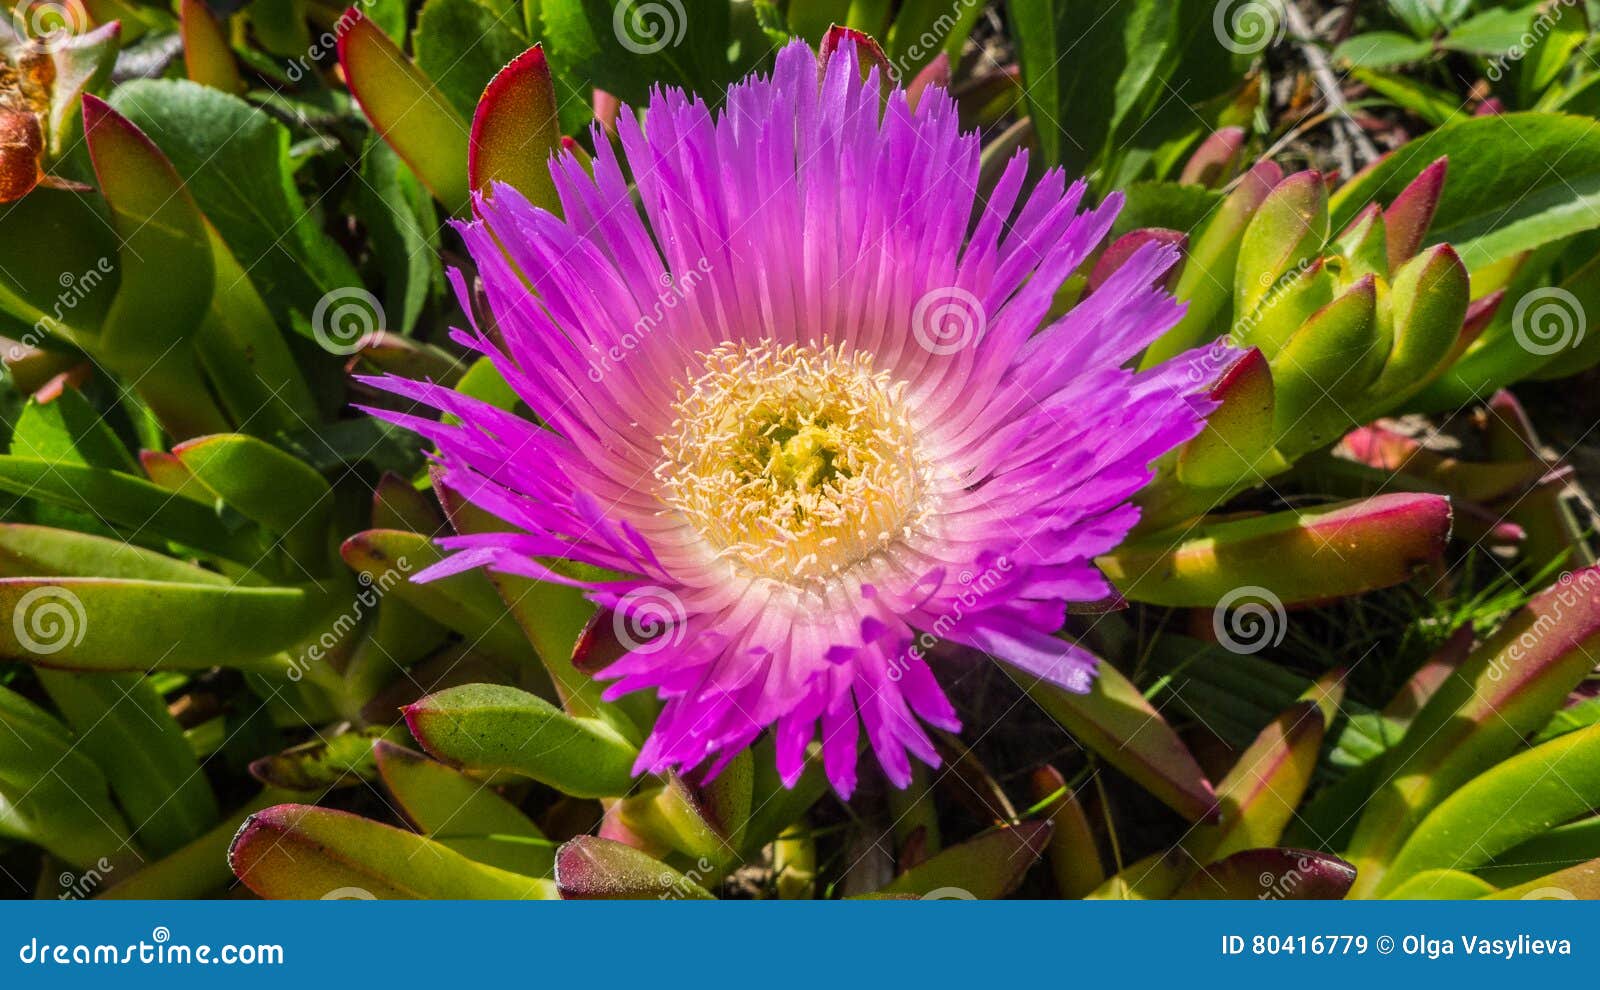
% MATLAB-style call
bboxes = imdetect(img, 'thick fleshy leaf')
[1143,161,1283,365]
[618,772,738,866]
[1338,422,1545,502]
[1384,869,1498,899]
[1487,858,1600,900]
[1086,228,1186,293]
[0,682,131,868]
[1172,848,1356,900]
[179,0,244,94]
[1175,347,1274,488]
[1101,493,1452,607]
[39,669,218,857]
[249,726,400,791]
[1383,156,1447,271]
[338,6,470,213]
[1031,765,1103,898]
[0,522,227,584]
[1179,126,1247,188]
[1234,171,1330,319]
[404,683,638,798]
[0,577,332,671]
[374,740,554,878]
[108,79,364,326]
[1270,274,1385,455]
[1480,816,1600,889]
[1382,723,1600,893]
[173,434,331,571]
[1018,660,1219,824]
[0,457,259,562]
[879,822,1052,899]
[1200,701,1325,865]
[1370,244,1469,405]
[230,803,555,899]
[81,94,226,437]
[468,46,560,210]
[1345,566,1600,897]
[554,835,714,900]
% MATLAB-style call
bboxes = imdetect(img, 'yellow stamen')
[656,340,932,584]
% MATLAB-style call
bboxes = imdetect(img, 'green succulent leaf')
[404,683,639,798]
[553,835,714,900]
[39,670,218,856]
[1017,658,1219,824]
[375,740,554,877]
[230,803,556,899]
[879,821,1052,899]
[1102,493,1452,607]
[0,577,335,671]
[1345,566,1600,897]
[1382,723,1600,893]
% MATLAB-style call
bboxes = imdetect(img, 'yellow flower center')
[656,341,931,584]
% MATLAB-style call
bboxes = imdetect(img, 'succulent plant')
[0,0,1594,905]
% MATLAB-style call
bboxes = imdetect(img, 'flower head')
[363,40,1221,797]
